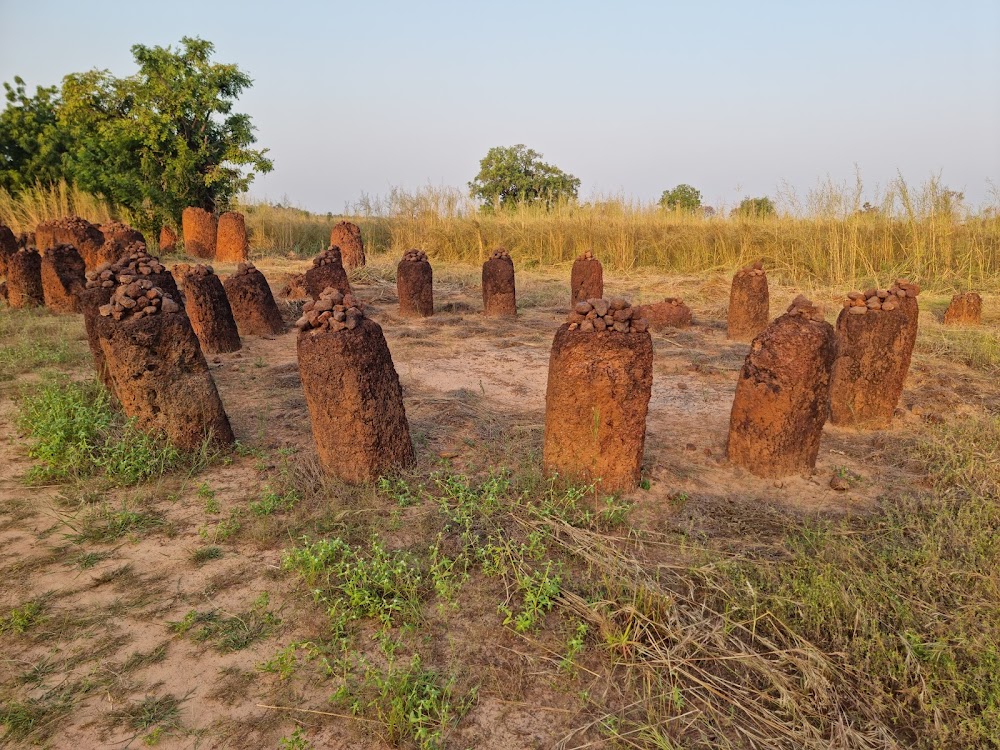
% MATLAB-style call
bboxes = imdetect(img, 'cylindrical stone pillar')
[482,248,516,317]
[727,262,770,342]
[0,223,16,277]
[7,248,44,308]
[329,220,365,270]
[570,251,603,307]
[216,211,249,263]
[305,246,352,300]
[223,263,285,336]
[943,291,982,325]
[77,285,115,392]
[159,226,178,254]
[397,249,433,317]
[182,265,241,354]
[35,216,107,269]
[40,244,86,313]
[182,207,217,259]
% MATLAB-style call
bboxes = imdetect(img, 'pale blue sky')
[2,0,998,212]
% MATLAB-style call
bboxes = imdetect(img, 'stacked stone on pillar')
[329,220,365,270]
[216,211,249,263]
[570,250,603,307]
[6,248,44,308]
[40,244,86,313]
[35,216,108,269]
[727,262,770,342]
[182,207,217,259]
[223,262,285,336]
[482,247,516,317]
[397,249,433,317]
[180,264,242,354]
[727,296,835,478]
[305,246,352,300]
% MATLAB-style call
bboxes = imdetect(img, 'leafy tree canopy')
[0,37,272,232]
[659,183,702,212]
[0,77,67,194]
[735,196,777,218]
[469,144,580,211]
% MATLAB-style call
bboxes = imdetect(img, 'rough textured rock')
[297,313,414,483]
[40,244,86,313]
[727,296,836,478]
[278,272,308,300]
[182,207,217,259]
[829,280,920,428]
[543,319,654,492]
[76,285,115,392]
[216,211,249,263]
[99,221,145,247]
[727,262,770,342]
[35,216,108,269]
[96,307,234,450]
[181,265,242,354]
[329,220,365,270]
[570,251,603,307]
[564,297,649,333]
[397,249,433,317]
[223,262,285,336]
[482,248,516,317]
[305,246,352,300]
[6,248,44,308]
[99,245,180,301]
[943,291,982,325]
[635,298,692,331]
[0,223,16,277]
[159,225,178,254]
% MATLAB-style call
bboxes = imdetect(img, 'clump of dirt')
[6,247,44,308]
[216,211,249,263]
[566,297,649,333]
[297,301,414,482]
[329,220,365,270]
[40,244,86,313]
[35,215,107,269]
[305,246,352,300]
[543,305,654,492]
[482,247,516,317]
[829,280,920,428]
[223,262,285,336]
[727,295,835,478]
[943,291,982,325]
[96,301,234,450]
[727,261,770,341]
[397,249,434,317]
[159,225,178,254]
[0,222,16,276]
[570,250,603,306]
[180,264,242,354]
[182,207,217,258]
[635,297,692,330]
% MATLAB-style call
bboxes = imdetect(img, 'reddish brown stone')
[727,265,770,341]
[182,207,217,258]
[6,248,44,308]
[40,244,86,313]
[278,272,308,300]
[727,304,836,478]
[77,285,115,392]
[183,268,242,354]
[35,216,107,269]
[543,324,654,492]
[216,211,249,263]
[635,298,692,331]
[222,264,285,336]
[329,221,365,270]
[570,257,603,306]
[943,292,982,325]
[159,226,178,254]
[96,310,234,450]
[829,296,918,428]
[0,223,16,277]
[397,252,433,317]
[482,253,516,317]
[305,247,352,300]
[99,221,145,247]
[297,317,414,482]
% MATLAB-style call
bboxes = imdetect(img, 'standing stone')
[570,251,603,307]
[96,304,234,450]
[829,281,920,428]
[727,296,835,478]
[35,216,108,269]
[297,298,414,483]
[223,263,285,336]
[6,248,44,308]
[397,249,433,317]
[160,226,178,254]
[216,211,249,263]
[329,220,365,270]
[40,244,86,313]
[634,298,692,331]
[543,304,653,492]
[182,207,217,259]
[77,285,115,392]
[943,291,982,325]
[305,246,352,300]
[0,223,16,277]
[181,265,242,354]
[482,247,516,317]
[727,262,770,342]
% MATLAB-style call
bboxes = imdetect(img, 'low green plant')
[191,546,223,565]
[0,600,44,634]
[499,561,562,633]
[250,486,299,516]
[69,501,164,543]
[559,621,589,674]
[168,593,278,652]
[278,727,313,749]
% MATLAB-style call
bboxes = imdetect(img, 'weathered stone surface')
[635,298,692,331]
[397,250,433,317]
[181,265,242,354]
[6,248,44,308]
[943,291,982,325]
[76,285,115,392]
[329,221,365,270]
[159,225,178,254]
[482,248,516,317]
[223,263,285,336]
[182,207,217,258]
[216,211,249,263]
[35,216,108,269]
[0,223,16,277]
[570,251,603,307]
[727,263,770,342]
[40,244,86,313]
[305,246,352,300]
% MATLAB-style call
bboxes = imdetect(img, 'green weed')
[0,600,45,634]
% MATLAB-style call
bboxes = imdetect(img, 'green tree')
[0,77,69,193]
[735,196,777,218]
[468,144,580,211]
[659,184,702,212]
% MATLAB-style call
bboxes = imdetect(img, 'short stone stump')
[6,248,44,308]
[223,262,285,336]
[40,244,86,313]
[635,298,692,331]
[482,248,516,317]
[727,262,770,342]
[305,246,352,300]
[943,291,982,325]
[397,249,433,317]
[182,265,242,354]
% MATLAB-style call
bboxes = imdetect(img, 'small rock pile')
[98,280,179,321]
[841,280,920,315]
[489,247,511,261]
[566,298,649,333]
[401,248,428,263]
[576,250,598,262]
[86,246,168,287]
[296,288,364,333]
[314,246,346,268]
[786,294,827,322]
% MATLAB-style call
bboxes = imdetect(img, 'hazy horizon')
[2,0,998,213]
